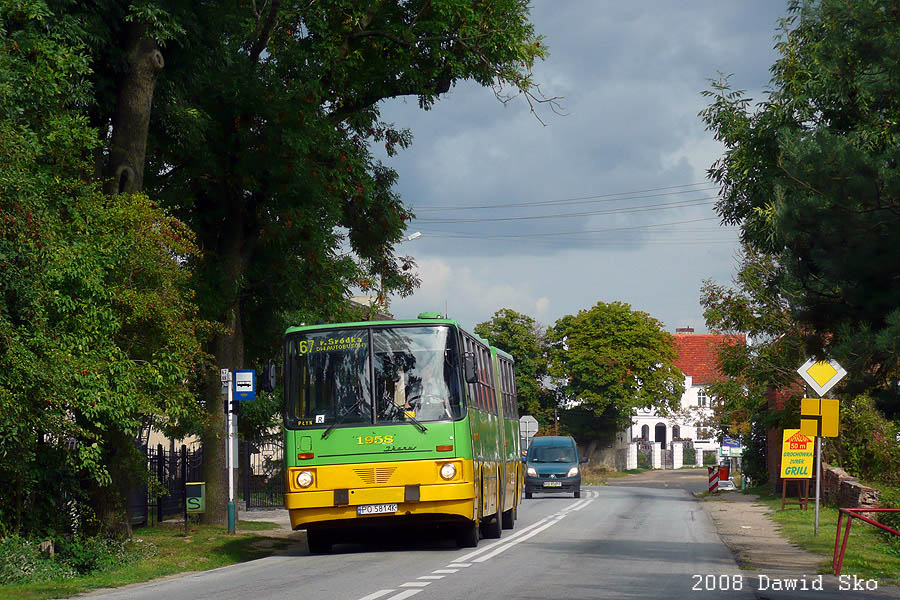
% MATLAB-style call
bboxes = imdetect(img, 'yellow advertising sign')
[781,429,814,478]
[800,397,839,437]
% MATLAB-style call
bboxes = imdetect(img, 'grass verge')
[0,520,293,600]
[749,489,900,585]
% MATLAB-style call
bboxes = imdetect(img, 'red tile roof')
[673,333,746,385]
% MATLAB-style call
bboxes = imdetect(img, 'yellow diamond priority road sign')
[797,358,846,397]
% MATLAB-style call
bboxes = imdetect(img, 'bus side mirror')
[260,360,276,393]
[463,352,477,384]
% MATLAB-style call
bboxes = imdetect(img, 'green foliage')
[0,0,211,536]
[475,308,554,425]
[0,533,156,585]
[683,447,696,465]
[636,451,651,470]
[700,0,900,413]
[0,536,75,584]
[826,396,900,486]
[546,301,685,429]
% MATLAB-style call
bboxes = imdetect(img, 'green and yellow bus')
[282,313,521,553]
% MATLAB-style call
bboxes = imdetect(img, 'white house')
[621,327,746,460]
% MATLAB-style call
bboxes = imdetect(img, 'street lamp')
[376,232,422,317]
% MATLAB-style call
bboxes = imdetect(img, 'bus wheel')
[306,529,332,555]
[481,513,501,539]
[456,520,479,548]
[501,507,515,530]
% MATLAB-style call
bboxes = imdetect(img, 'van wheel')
[525,491,532,499]
[574,487,581,498]
[306,529,331,554]
[456,520,479,548]
[501,507,515,529]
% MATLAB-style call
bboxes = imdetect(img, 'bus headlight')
[527,467,537,477]
[567,466,579,477]
[440,462,457,480]
[296,470,314,488]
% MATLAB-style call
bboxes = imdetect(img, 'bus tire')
[501,507,515,529]
[481,513,501,539]
[306,530,332,555]
[456,520,479,548]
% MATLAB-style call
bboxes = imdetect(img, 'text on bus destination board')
[296,337,367,355]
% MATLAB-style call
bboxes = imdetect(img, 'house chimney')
[675,327,694,334]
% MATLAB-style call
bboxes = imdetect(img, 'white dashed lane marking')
[354,490,599,600]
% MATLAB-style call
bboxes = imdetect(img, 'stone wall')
[822,463,881,508]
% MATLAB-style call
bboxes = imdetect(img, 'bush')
[637,452,651,469]
[684,448,696,464]
[0,535,75,584]
[703,451,717,466]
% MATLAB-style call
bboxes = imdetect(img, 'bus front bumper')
[285,482,475,529]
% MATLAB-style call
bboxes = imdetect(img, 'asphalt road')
[83,485,760,600]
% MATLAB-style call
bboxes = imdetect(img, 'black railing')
[240,436,284,509]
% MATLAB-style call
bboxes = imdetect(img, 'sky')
[374,1,789,333]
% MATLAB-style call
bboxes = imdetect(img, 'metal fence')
[240,436,284,509]
[130,444,203,527]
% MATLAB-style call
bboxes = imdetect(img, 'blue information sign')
[233,369,256,401]
[723,436,741,448]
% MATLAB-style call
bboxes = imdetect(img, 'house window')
[698,388,708,407]
[641,424,649,440]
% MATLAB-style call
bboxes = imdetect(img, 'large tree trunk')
[105,22,164,195]
[200,215,251,525]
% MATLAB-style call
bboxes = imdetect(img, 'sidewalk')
[699,491,900,598]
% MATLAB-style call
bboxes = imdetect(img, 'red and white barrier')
[708,466,719,494]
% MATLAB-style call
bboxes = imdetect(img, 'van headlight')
[296,470,314,488]
[567,466,579,477]
[440,462,457,480]
[527,467,537,477]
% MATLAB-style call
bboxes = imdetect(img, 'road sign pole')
[814,436,821,536]
[226,369,236,534]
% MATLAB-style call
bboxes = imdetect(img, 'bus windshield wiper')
[403,412,428,433]
[321,398,367,439]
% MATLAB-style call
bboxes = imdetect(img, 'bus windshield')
[284,325,464,429]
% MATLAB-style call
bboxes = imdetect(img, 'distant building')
[623,327,746,459]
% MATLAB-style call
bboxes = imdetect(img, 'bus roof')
[285,318,461,335]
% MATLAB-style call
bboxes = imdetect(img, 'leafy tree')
[474,308,555,427]
[37,0,552,523]
[546,301,685,432]
[700,246,807,484]
[700,0,900,414]
[0,1,209,535]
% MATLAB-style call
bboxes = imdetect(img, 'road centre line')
[454,514,555,562]
[472,514,565,562]
[357,591,396,600]
[357,493,598,600]
[384,590,422,600]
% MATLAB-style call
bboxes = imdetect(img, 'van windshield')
[529,446,576,463]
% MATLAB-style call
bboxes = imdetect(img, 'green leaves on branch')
[546,301,684,429]
[700,0,900,414]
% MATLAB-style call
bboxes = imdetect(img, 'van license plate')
[543,481,562,488]
[357,503,398,515]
